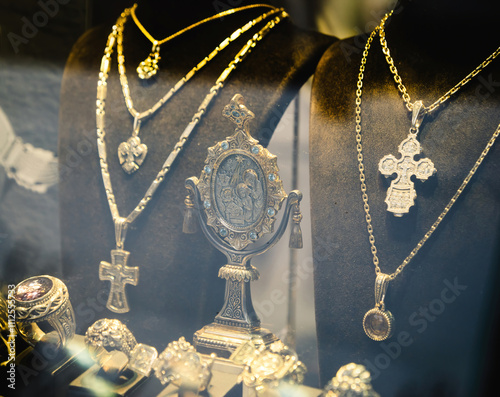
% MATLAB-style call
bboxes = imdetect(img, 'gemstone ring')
[13,275,76,348]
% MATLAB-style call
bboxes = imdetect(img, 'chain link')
[97,6,287,228]
[355,13,500,280]
[130,3,276,46]
[119,5,283,122]
[378,12,500,114]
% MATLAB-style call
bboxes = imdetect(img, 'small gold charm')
[363,273,394,341]
[137,42,160,79]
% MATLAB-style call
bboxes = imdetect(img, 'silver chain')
[378,11,500,114]
[355,17,500,280]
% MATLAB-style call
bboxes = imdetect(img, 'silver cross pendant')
[378,101,436,216]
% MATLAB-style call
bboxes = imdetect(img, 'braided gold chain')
[355,13,500,279]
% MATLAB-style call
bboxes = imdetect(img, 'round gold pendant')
[363,307,394,341]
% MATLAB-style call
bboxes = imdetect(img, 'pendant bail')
[410,100,425,133]
[132,118,141,137]
[152,41,159,53]
[374,273,391,310]
[114,217,129,249]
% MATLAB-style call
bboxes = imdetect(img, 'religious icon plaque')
[183,94,303,358]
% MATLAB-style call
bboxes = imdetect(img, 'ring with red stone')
[13,275,76,348]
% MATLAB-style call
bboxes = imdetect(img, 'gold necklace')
[376,12,500,216]
[96,6,288,313]
[117,4,282,174]
[130,3,277,79]
[355,14,500,341]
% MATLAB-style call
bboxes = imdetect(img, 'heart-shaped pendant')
[118,136,148,174]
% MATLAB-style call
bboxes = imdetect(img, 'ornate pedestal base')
[194,323,278,358]
[194,263,278,358]
[185,98,304,362]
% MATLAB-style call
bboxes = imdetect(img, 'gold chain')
[355,14,500,280]
[130,3,277,46]
[379,12,500,114]
[118,6,283,121]
[97,6,287,225]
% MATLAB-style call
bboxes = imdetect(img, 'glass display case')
[1,1,499,396]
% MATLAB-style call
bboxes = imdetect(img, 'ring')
[13,275,76,348]
[153,337,214,391]
[85,318,137,362]
[231,340,306,392]
[322,362,379,397]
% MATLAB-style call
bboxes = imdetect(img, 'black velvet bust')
[310,0,500,395]
[58,0,334,350]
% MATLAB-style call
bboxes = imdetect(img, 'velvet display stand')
[58,0,334,356]
[310,1,500,395]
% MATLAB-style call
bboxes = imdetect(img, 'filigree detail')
[13,275,75,347]
[197,96,286,250]
[322,363,380,397]
[230,253,244,263]
[222,94,255,130]
[153,337,214,391]
[378,134,436,216]
[221,279,244,320]
[230,341,307,392]
[14,277,68,322]
[85,318,137,358]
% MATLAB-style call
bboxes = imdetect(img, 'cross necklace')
[355,12,500,340]
[375,11,500,216]
[96,6,288,313]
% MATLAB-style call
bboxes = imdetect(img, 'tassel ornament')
[182,193,197,234]
[289,203,303,249]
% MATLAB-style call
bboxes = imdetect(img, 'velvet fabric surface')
[310,1,500,395]
[58,1,335,350]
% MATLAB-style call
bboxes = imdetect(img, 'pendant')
[363,273,394,341]
[118,118,147,174]
[99,218,139,313]
[137,42,160,80]
[118,136,148,174]
[378,101,436,216]
[99,248,139,313]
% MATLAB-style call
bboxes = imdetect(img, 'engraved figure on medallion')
[214,154,266,229]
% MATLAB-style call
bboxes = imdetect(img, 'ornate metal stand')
[184,94,303,358]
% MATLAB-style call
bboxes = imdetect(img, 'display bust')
[310,0,500,395]
[58,0,335,351]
